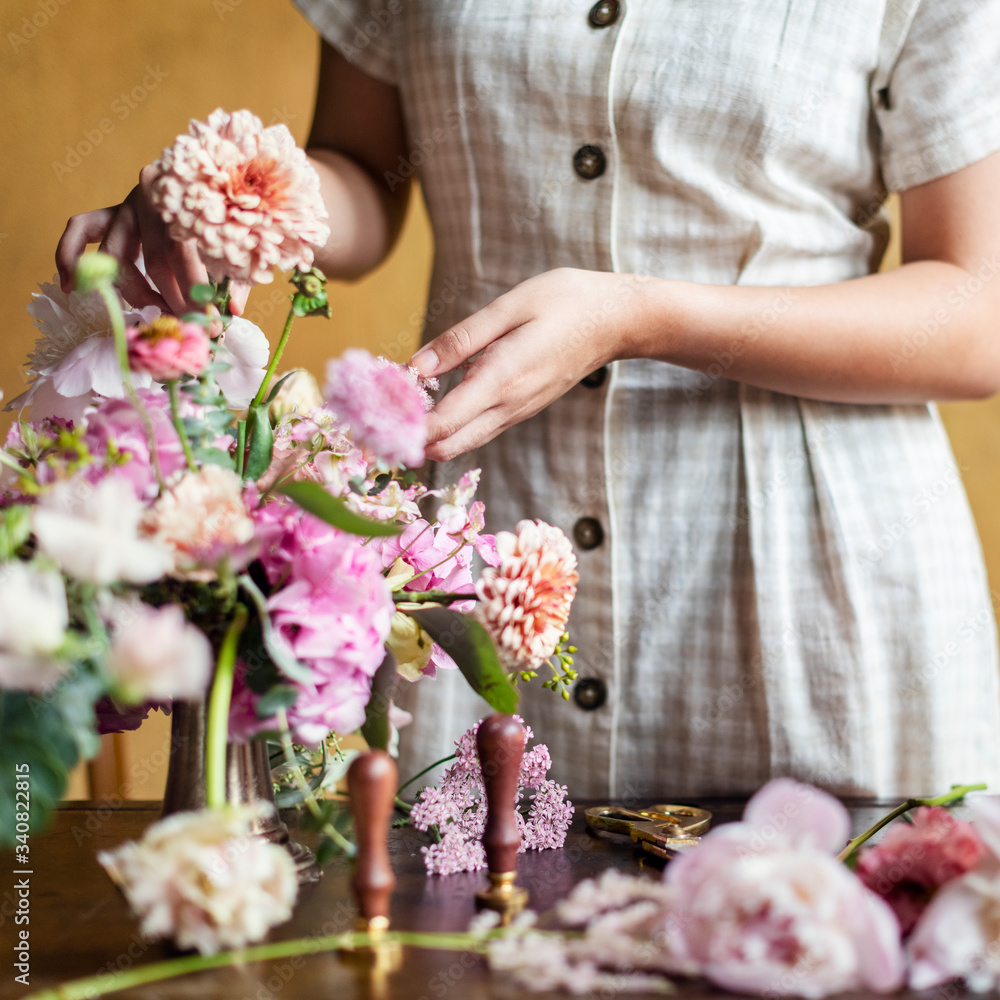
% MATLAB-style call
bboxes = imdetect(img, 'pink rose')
[127,316,210,382]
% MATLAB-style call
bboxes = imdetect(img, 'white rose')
[0,562,69,691]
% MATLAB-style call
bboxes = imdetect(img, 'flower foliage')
[410,717,574,875]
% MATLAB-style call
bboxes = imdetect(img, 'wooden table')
[6,799,901,1000]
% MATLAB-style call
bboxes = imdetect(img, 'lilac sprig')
[409,717,574,876]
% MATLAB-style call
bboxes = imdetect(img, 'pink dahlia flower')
[857,805,985,934]
[126,316,210,382]
[149,109,330,285]
[664,779,905,998]
[324,349,428,469]
[475,519,578,672]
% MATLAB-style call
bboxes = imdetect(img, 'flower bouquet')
[0,110,579,950]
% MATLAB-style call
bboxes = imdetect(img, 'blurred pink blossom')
[126,316,210,382]
[150,109,330,286]
[857,805,985,933]
[325,349,428,469]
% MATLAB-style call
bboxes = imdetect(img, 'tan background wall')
[1,0,997,799]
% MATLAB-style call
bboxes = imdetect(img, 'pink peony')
[149,109,330,286]
[857,805,985,933]
[262,522,393,744]
[663,779,905,998]
[475,520,578,672]
[907,796,1000,991]
[126,316,210,382]
[324,349,428,469]
[142,465,256,580]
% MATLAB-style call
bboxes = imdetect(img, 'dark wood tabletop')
[5,798,905,1000]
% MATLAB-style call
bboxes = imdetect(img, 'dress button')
[580,366,608,389]
[573,677,608,711]
[573,145,606,180]
[588,0,621,27]
[573,517,605,550]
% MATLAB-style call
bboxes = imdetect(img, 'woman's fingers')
[411,292,524,376]
[56,207,117,291]
[228,281,252,317]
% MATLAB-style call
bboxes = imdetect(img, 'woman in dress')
[57,1,1000,799]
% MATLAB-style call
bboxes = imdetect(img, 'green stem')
[235,419,247,479]
[396,753,457,796]
[20,930,497,1000]
[250,305,295,410]
[393,591,477,605]
[275,709,356,857]
[168,381,198,472]
[393,795,413,814]
[837,782,987,864]
[205,605,249,810]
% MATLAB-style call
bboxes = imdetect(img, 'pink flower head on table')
[324,349,429,469]
[475,519,578,672]
[409,717,573,876]
[126,315,210,382]
[149,109,330,285]
[857,805,985,934]
[907,795,1000,992]
[98,805,297,955]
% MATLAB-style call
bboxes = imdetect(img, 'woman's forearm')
[306,148,410,280]
[630,259,1000,403]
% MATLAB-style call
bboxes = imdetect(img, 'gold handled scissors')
[584,804,712,861]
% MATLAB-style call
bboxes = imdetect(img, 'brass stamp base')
[475,870,529,923]
[339,917,402,972]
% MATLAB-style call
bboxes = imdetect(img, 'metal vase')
[161,697,319,883]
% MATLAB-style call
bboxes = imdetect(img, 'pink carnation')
[126,316,210,382]
[857,805,985,934]
[325,350,428,469]
[149,109,330,285]
[475,520,578,672]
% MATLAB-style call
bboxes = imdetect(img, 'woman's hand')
[411,268,652,462]
[55,166,254,316]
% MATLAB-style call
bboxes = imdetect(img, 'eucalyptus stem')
[167,381,197,472]
[393,591,477,605]
[396,753,457,796]
[235,419,247,479]
[250,305,295,410]
[836,782,987,864]
[205,605,249,810]
[275,708,356,856]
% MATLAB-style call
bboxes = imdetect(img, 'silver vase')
[161,698,320,883]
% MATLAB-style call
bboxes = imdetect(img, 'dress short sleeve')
[291,0,399,86]
[877,0,1000,192]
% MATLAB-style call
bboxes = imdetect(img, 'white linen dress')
[292,0,1000,799]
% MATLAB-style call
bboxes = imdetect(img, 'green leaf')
[0,506,32,560]
[360,653,397,751]
[190,283,216,305]
[263,370,297,407]
[243,405,274,482]
[193,446,236,470]
[279,481,402,537]
[408,608,518,714]
[256,684,299,718]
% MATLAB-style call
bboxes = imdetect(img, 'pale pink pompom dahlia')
[149,109,330,285]
[475,520,578,672]
[324,350,429,469]
[126,316,210,382]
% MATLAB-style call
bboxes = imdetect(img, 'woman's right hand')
[55,165,252,316]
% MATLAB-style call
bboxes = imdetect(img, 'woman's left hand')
[410,267,651,462]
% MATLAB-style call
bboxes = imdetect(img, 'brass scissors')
[584,804,712,860]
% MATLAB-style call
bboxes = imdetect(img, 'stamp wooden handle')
[477,714,525,874]
[347,750,397,923]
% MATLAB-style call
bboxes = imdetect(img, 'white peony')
[106,601,213,702]
[0,562,69,691]
[214,316,269,409]
[5,279,157,421]
[98,805,298,955]
[33,477,171,584]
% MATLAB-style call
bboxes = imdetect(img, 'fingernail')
[411,347,439,375]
